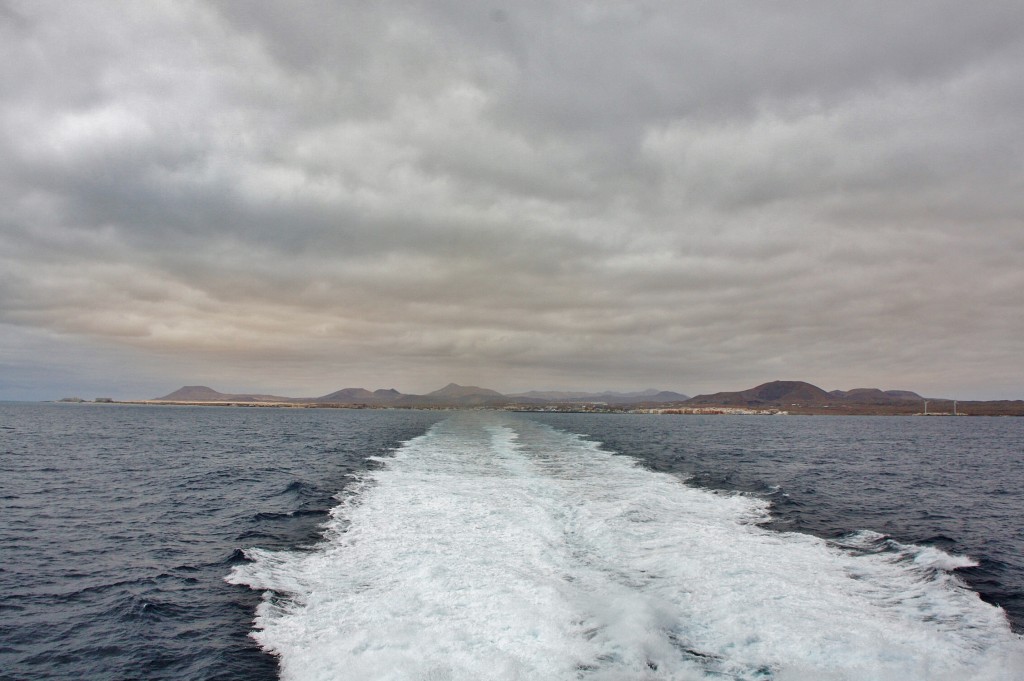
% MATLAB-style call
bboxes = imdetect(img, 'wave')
[227,413,1023,680]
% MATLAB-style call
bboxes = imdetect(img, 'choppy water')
[2,404,1022,680]
[0,403,444,680]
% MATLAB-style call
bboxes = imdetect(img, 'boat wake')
[227,412,1023,680]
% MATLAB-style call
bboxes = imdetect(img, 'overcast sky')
[2,1,1022,400]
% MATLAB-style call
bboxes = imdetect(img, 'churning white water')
[228,412,1023,680]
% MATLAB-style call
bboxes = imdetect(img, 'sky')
[2,1,1023,401]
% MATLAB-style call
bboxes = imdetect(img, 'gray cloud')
[1,1,1022,399]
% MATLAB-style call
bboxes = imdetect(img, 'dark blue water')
[0,404,444,680]
[1,405,1021,679]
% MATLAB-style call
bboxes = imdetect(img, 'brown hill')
[686,381,944,414]
[395,383,514,407]
[829,388,923,403]
[316,388,378,403]
[155,386,225,401]
[687,380,832,407]
[427,383,504,399]
[153,386,294,402]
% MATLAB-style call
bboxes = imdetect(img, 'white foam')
[227,413,1024,680]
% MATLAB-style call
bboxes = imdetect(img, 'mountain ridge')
[152,382,693,406]
[153,380,942,410]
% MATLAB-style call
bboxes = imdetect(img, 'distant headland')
[60,380,1024,416]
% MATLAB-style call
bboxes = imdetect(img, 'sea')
[1,403,1022,680]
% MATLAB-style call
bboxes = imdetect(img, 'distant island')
[146,383,691,409]
[66,380,1024,416]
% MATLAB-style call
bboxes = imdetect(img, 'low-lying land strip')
[62,380,1024,416]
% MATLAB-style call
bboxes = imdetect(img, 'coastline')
[54,399,1024,416]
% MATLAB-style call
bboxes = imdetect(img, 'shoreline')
[46,399,1024,416]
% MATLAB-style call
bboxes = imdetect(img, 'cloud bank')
[2,1,1022,399]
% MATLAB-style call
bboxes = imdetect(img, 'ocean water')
[1,405,1022,680]
[0,403,445,680]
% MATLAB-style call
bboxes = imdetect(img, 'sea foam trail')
[227,413,1024,680]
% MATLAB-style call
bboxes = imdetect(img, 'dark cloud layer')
[2,1,1022,399]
